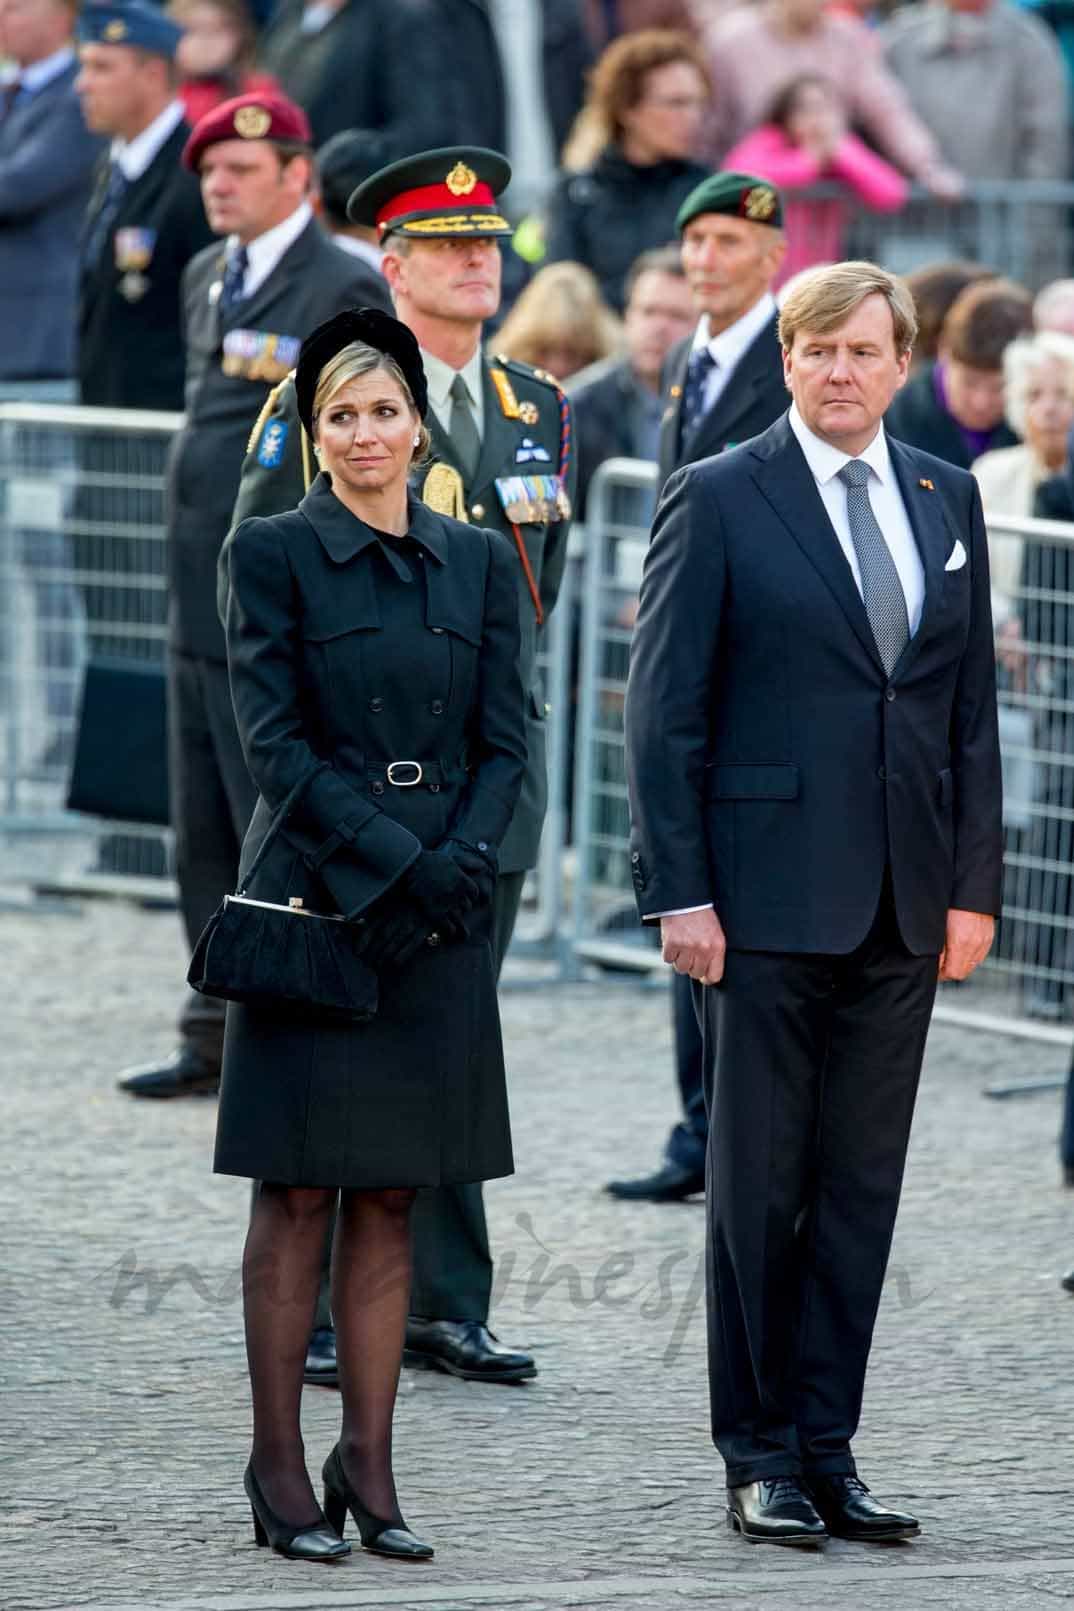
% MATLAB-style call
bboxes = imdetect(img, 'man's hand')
[939,909,995,981]
[660,907,727,985]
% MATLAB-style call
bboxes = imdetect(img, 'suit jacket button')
[369,696,384,713]
[431,699,445,715]
[885,687,896,702]
[371,779,385,795]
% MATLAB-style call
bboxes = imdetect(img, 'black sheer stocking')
[331,1187,416,1522]
[243,1181,336,1525]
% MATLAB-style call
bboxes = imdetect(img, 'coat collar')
[298,472,449,565]
[748,415,953,679]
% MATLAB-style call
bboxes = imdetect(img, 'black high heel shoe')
[321,1444,434,1560]
[244,1462,351,1562]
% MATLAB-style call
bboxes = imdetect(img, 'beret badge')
[743,185,777,222]
[234,104,272,139]
[445,161,478,197]
[103,18,127,39]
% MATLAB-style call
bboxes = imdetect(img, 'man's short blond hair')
[778,261,918,357]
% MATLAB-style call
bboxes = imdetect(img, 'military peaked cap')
[348,146,513,240]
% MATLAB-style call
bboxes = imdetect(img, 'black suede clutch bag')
[187,767,378,1023]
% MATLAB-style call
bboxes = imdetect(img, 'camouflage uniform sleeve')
[217,373,311,628]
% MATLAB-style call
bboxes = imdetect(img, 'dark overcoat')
[884,361,1019,470]
[226,350,575,873]
[212,477,526,1189]
[78,121,213,409]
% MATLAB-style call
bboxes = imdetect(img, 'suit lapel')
[749,418,886,674]
[687,314,782,461]
[229,218,318,337]
[887,438,950,676]
[658,337,691,480]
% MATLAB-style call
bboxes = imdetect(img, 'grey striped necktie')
[838,458,910,676]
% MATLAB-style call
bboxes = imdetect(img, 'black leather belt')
[367,760,468,789]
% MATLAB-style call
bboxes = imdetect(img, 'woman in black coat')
[214,309,526,1563]
[543,29,711,312]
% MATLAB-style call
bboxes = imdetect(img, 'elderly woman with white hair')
[972,330,1074,610]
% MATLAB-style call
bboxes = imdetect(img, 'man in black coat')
[115,91,388,1100]
[76,2,213,411]
[626,261,1002,1544]
[606,172,788,1204]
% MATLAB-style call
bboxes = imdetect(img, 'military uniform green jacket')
[223,351,576,875]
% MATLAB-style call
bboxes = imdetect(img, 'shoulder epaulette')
[493,353,565,395]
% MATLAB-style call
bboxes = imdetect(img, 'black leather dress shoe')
[304,1326,339,1388]
[727,1478,827,1546]
[805,1475,919,1541]
[116,1046,220,1098]
[403,1318,536,1382]
[605,1161,705,1201]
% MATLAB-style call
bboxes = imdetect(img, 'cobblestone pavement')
[4,896,1074,1611]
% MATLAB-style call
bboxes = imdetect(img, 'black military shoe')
[605,1161,705,1202]
[804,1475,919,1541]
[404,1318,536,1382]
[116,1046,220,1098]
[304,1326,339,1388]
[727,1478,828,1546]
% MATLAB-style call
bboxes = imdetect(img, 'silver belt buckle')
[386,760,423,787]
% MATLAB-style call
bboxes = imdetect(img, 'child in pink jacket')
[724,75,907,288]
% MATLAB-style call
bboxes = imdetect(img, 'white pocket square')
[945,540,967,572]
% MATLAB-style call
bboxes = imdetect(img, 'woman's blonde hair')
[561,28,711,172]
[311,341,431,464]
[778,260,918,356]
[1002,331,1074,437]
[494,262,623,377]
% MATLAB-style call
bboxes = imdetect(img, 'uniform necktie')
[0,77,23,121]
[82,160,129,270]
[449,371,482,484]
[679,346,716,442]
[838,458,910,676]
[220,245,250,315]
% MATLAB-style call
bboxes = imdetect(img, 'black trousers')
[665,970,708,1174]
[699,886,938,1487]
[169,650,257,1065]
[307,866,529,1331]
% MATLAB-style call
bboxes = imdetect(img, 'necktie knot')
[839,458,871,489]
[449,373,472,406]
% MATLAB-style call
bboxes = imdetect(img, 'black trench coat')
[212,475,526,1189]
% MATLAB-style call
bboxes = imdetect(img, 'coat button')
[431,626,445,635]
[885,687,896,702]
[477,841,489,852]
[877,766,887,781]
[471,503,485,519]
[371,780,385,796]
[431,699,445,715]
[429,782,440,793]
[631,851,640,863]
[369,696,384,713]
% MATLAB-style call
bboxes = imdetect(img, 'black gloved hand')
[401,850,479,927]
[440,838,497,907]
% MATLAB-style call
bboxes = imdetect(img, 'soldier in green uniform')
[226,147,576,1387]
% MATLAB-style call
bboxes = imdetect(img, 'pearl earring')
[413,435,420,447]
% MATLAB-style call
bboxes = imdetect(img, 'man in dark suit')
[75,2,213,411]
[115,91,387,1101]
[228,147,576,1386]
[626,260,1003,1544]
[0,0,102,389]
[606,171,788,1204]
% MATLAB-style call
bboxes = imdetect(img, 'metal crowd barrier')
[568,458,1074,1043]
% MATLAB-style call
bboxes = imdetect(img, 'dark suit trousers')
[700,885,938,1487]
[169,650,257,1066]
[665,970,708,1173]
[309,868,528,1331]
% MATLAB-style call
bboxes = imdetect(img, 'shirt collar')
[788,401,893,486]
[332,233,384,271]
[13,45,75,93]
[113,99,185,180]
[228,199,312,278]
[420,343,484,416]
[692,291,778,371]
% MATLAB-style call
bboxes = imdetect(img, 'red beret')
[182,92,312,172]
